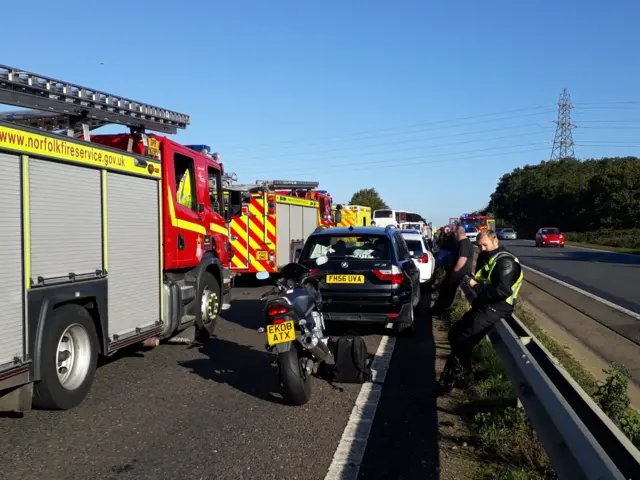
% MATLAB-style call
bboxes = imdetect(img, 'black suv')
[298,225,421,332]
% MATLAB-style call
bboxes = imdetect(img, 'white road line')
[521,264,640,320]
[324,326,396,480]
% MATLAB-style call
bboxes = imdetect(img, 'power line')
[254,146,550,178]
[222,105,556,153]
[221,102,638,154]
[248,142,551,177]
[575,120,640,123]
[247,131,550,172]
[236,111,555,162]
[577,142,640,146]
[575,101,640,106]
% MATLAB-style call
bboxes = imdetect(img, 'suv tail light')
[417,253,429,263]
[267,305,289,317]
[373,265,403,285]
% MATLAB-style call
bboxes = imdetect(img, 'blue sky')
[3,0,640,226]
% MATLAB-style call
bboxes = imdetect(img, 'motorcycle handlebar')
[260,269,326,299]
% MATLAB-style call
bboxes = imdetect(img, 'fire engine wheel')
[33,304,99,410]
[197,272,221,339]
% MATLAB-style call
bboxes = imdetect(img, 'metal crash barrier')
[489,313,640,480]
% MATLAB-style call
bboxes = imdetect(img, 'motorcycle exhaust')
[307,339,333,363]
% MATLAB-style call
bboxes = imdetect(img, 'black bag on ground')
[331,332,372,383]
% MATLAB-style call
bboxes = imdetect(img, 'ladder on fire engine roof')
[0,64,190,141]
[255,180,320,191]
[223,180,321,193]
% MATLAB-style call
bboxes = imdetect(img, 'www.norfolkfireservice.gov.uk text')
[0,128,127,168]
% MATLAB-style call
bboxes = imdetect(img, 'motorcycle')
[256,256,332,405]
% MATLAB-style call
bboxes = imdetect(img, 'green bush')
[565,229,640,250]
[593,364,631,423]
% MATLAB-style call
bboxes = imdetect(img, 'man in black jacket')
[432,225,474,315]
[438,229,523,394]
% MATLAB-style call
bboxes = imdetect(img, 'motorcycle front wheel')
[278,346,312,406]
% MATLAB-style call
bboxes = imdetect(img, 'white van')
[372,209,407,227]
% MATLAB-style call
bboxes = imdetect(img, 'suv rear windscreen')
[303,235,391,261]
[405,239,424,254]
[374,210,392,218]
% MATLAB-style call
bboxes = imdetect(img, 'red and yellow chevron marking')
[338,208,357,227]
[229,195,278,273]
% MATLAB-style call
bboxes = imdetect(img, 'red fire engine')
[0,64,242,412]
[271,181,336,226]
[459,214,490,231]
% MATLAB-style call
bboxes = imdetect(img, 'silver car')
[498,228,517,240]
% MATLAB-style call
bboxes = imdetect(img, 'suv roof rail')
[385,224,398,231]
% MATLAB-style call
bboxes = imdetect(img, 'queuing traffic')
[0,64,439,414]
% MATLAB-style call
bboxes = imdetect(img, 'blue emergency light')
[186,145,212,154]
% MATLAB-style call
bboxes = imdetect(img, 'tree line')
[482,156,640,236]
[349,188,389,211]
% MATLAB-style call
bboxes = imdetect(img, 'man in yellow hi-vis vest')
[438,229,523,395]
[177,169,193,208]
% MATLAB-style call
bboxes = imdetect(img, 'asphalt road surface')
[502,239,640,315]
[0,285,440,480]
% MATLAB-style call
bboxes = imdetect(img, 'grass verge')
[565,229,640,254]
[446,295,554,479]
[515,305,640,447]
[565,241,640,255]
[445,294,640,479]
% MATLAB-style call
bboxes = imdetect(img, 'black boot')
[437,356,464,395]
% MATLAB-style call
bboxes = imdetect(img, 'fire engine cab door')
[170,151,207,267]
[205,164,227,262]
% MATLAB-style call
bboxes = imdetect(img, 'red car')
[535,227,565,247]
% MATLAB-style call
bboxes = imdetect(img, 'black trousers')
[433,276,460,311]
[447,305,510,370]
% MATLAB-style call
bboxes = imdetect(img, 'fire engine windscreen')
[462,217,487,228]
[302,235,391,261]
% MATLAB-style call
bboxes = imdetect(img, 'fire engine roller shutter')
[0,153,24,367]
[289,205,304,243]
[276,202,290,265]
[302,205,317,238]
[106,172,160,338]
[29,159,102,282]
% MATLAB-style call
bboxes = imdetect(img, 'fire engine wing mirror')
[225,190,243,221]
[256,271,270,281]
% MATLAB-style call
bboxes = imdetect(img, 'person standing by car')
[423,223,434,251]
[437,229,524,394]
[432,225,474,315]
